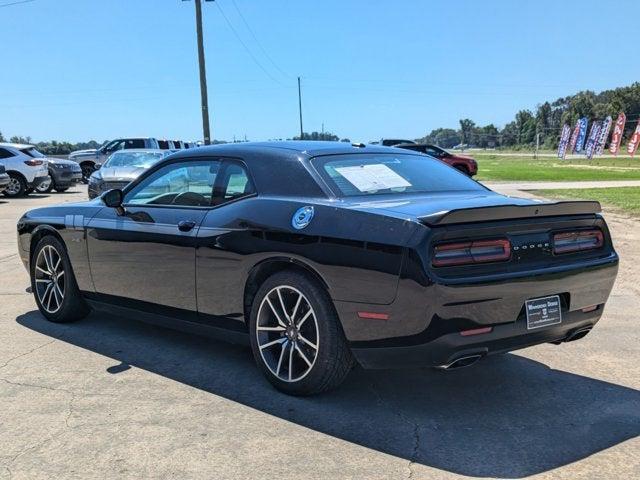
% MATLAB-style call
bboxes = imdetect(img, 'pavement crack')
[0,339,57,371]
[368,379,420,479]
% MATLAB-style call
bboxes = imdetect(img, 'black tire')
[3,172,27,197]
[249,271,354,396]
[454,165,470,176]
[30,235,90,323]
[25,188,34,194]
[80,163,95,184]
[54,186,69,193]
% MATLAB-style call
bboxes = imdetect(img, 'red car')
[395,143,478,176]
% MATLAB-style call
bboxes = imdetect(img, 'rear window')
[125,139,146,149]
[20,147,45,158]
[312,153,484,197]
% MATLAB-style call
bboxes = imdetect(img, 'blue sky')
[2,0,639,143]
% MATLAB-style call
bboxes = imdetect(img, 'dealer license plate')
[525,295,562,330]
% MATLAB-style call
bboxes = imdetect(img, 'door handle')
[178,220,197,232]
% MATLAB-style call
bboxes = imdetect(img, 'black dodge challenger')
[17,142,619,395]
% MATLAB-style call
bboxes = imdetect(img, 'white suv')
[0,144,51,197]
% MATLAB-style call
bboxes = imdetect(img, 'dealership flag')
[574,118,589,153]
[585,121,602,159]
[609,112,626,155]
[557,124,571,159]
[627,119,640,156]
[568,119,581,154]
[595,115,612,156]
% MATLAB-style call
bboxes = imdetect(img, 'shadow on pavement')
[17,310,640,478]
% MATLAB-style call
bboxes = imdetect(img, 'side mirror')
[101,189,125,216]
[94,163,102,170]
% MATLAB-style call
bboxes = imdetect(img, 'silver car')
[87,149,171,199]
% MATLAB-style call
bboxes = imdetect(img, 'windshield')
[104,151,165,168]
[20,147,46,158]
[312,153,484,197]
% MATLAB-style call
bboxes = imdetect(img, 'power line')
[214,1,287,87]
[0,0,35,8]
[228,0,290,79]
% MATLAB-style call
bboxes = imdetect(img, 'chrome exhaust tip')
[436,353,484,370]
[564,326,593,342]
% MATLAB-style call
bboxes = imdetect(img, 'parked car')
[34,157,83,193]
[0,143,50,197]
[370,138,416,147]
[171,140,185,150]
[0,164,10,194]
[69,137,160,183]
[87,149,171,199]
[17,142,618,395]
[395,143,478,176]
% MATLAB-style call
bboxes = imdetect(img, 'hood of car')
[96,166,146,181]
[70,149,97,156]
[45,157,80,166]
[450,153,475,161]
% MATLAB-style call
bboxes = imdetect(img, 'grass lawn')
[532,187,640,216]
[474,154,640,181]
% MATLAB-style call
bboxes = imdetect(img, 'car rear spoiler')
[418,201,602,226]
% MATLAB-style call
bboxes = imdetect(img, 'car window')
[424,147,442,157]
[214,162,255,205]
[158,140,169,149]
[0,148,16,159]
[125,160,219,207]
[104,140,125,153]
[126,139,146,149]
[312,153,484,197]
[20,147,46,158]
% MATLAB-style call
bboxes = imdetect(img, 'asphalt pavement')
[0,185,638,480]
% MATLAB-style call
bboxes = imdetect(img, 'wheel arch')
[29,225,65,266]
[6,170,28,183]
[243,257,330,323]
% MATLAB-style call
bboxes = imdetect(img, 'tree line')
[4,82,640,153]
[416,82,640,150]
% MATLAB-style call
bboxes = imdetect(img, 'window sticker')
[335,164,411,192]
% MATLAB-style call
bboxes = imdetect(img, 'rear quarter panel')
[196,197,422,318]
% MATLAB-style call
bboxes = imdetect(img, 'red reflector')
[460,326,493,337]
[357,311,390,320]
[581,305,599,313]
[553,229,603,254]
[432,239,511,267]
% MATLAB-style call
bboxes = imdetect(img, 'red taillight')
[23,159,44,166]
[432,239,511,267]
[553,229,603,254]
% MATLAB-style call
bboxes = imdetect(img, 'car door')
[195,160,257,322]
[86,158,220,312]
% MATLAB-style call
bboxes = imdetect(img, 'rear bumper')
[339,253,618,369]
[0,173,9,189]
[28,175,50,188]
[352,306,603,369]
[50,169,82,187]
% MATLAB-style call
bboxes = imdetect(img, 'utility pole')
[298,76,304,140]
[193,0,211,145]
[535,132,540,159]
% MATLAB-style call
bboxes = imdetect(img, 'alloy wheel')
[34,245,66,314]
[256,285,319,382]
[36,178,52,193]
[6,178,21,196]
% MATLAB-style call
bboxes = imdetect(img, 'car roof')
[0,143,34,149]
[170,141,414,159]
[110,148,167,154]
